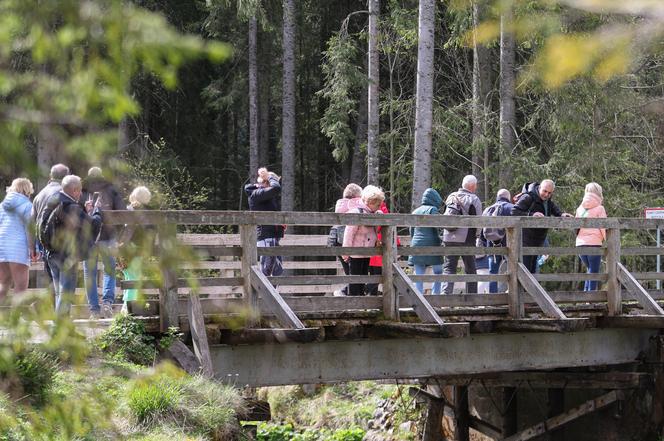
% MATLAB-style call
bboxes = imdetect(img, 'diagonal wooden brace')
[618,262,664,315]
[250,265,304,329]
[517,263,566,319]
[393,263,444,325]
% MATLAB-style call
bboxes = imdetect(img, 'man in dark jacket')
[244,168,284,276]
[81,167,125,318]
[31,163,69,294]
[44,175,102,316]
[482,189,514,292]
[511,179,571,273]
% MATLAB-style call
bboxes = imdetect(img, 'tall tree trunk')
[258,28,270,168]
[118,116,132,153]
[281,0,296,211]
[350,85,368,185]
[472,0,492,202]
[248,16,259,178]
[411,0,436,210]
[367,0,380,185]
[499,6,516,189]
[36,126,62,188]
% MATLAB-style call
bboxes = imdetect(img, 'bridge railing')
[96,210,664,331]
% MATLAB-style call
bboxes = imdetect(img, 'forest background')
[1,0,663,219]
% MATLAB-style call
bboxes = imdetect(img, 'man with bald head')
[511,179,572,272]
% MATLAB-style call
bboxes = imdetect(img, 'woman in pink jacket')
[342,185,385,296]
[576,182,607,291]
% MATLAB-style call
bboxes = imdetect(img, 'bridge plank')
[393,264,444,324]
[507,227,523,319]
[606,229,622,316]
[431,371,649,389]
[240,225,258,323]
[618,263,664,315]
[382,226,399,320]
[250,265,304,329]
[398,246,508,256]
[219,327,324,345]
[187,292,214,378]
[518,264,566,319]
[503,390,621,441]
[104,210,664,230]
[364,322,468,339]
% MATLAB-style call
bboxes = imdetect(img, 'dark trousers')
[338,256,350,294]
[523,239,546,273]
[348,257,370,296]
[443,240,477,294]
[366,265,382,296]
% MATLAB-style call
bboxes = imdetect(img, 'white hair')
[88,166,103,178]
[462,175,478,190]
[50,164,69,180]
[61,175,82,193]
[129,186,152,208]
[497,188,511,200]
[541,179,555,189]
[361,185,385,205]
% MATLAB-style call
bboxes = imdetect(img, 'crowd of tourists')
[0,163,152,318]
[243,167,607,297]
[0,164,608,315]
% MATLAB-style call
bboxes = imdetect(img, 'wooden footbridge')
[28,210,664,439]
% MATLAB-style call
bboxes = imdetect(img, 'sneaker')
[333,290,346,297]
[101,303,114,319]
[89,311,101,320]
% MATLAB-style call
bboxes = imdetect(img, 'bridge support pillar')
[454,386,470,441]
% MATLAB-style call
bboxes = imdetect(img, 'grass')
[256,382,423,441]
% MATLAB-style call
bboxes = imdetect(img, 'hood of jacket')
[421,188,442,208]
[581,192,602,210]
[1,192,30,212]
[335,197,363,213]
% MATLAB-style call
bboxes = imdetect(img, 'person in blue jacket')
[408,188,444,295]
[0,178,36,299]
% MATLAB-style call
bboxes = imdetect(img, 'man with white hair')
[442,175,483,294]
[43,175,103,316]
[81,167,125,318]
[32,163,70,293]
[511,179,572,272]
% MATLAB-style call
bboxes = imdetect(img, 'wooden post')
[507,227,523,318]
[158,223,179,332]
[382,225,399,321]
[240,224,259,324]
[455,386,470,441]
[606,228,622,316]
[188,291,214,377]
[502,387,518,438]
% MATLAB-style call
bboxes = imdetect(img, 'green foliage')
[257,423,365,441]
[318,33,367,162]
[96,314,155,366]
[0,348,59,407]
[127,375,183,424]
[158,327,182,351]
[0,0,230,175]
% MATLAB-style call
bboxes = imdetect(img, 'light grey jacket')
[442,188,483,243]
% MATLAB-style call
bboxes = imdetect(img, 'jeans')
[83,240,117,312]
[257,238,283,276]
[48,257,78,316]
[579,253,602,291]
[488,255,503,293]
[442,241,477,295]
[414,264,443,295]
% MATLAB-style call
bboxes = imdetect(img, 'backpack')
[443,194,465,231]
[37,201,65,254]
[482,202,506,243]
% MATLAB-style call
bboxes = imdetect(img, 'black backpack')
[37,200,65,254]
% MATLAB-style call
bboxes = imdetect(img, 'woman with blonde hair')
[0,178,36,299]
[342,185,385,296]
[576,182,607,291]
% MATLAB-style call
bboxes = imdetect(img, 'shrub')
[0,349,59,406]
[96,314,155,366]
[127,376,183,424]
